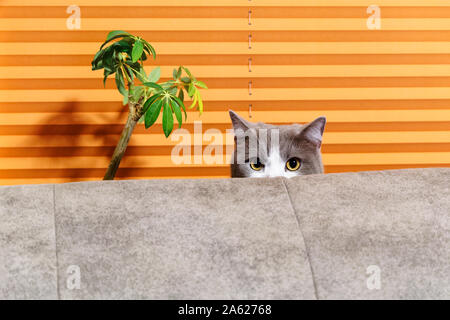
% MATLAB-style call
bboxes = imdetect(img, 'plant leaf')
[93,60,103,70]
[140,50,147,61]
[103,67,115,86]
[124,61,140,78]
[143,82,164,92]
[132,65,147,84]
[162,100,174,137]
[178,88,184,102]
[171,99,182,128]
[142,93,161,114]
[182,66,193,78]
[189,90,198,109]
[102,47,116,71]
[134,71,147,84]
[172,96,187,116]
[171,96,187,122]
[167,86,177,96]
[115,68,127,96]
[195,80,208,89]
[144,98,163,129]
[116,39,132,51]
[122,64,135,82]
[180,77,190,83]
[100,30,130,49]
[161,80,175,89]
[188,83,195,97]
[197,91,204,115]
[91,49,106,70]
[148,67,161,82]
[100,35,129,49]
[142,40,156,59]
[106,30,130,41]
[131,40,144,63]
[132,86,144,102]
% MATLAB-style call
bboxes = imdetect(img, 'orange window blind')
[0,0,450,185]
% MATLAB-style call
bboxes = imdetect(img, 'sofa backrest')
[1,168,449,299]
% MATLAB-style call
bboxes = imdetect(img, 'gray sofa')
[0,168,449,300]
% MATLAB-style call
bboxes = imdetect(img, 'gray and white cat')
[229,110,326,178]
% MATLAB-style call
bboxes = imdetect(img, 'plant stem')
[103,110,138,180]
[103,78,140,181]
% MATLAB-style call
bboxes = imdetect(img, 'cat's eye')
[286,157,301,171]
[249,159,263,171]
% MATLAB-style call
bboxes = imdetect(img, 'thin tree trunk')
[103,111,138,180]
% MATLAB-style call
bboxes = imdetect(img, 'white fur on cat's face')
[247,146,299,178]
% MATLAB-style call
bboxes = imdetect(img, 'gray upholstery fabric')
[54,178,315,299]
[0,185,57,299]
[0,168,448,299]
[284,168,450,300]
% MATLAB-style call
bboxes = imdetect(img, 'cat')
[229,110,326,178]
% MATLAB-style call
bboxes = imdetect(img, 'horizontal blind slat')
[1,153,450,169]
[3,88,450,102]
[1,132,450,148]
[1,110,449,125]
[5,65,450,78]
[2,0,450,7]
[4,18,450,31]
[4,42,450,54]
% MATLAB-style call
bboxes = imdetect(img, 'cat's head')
[229,110,326,178]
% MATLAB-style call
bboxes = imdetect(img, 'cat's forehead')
[253,122,303,135]
[251,122,317,157]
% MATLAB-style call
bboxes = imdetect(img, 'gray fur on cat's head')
[229,110,326,178]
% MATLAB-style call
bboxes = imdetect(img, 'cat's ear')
[229,109,253,132]
[300,116,326,148]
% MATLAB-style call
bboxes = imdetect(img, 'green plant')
[91,31,207,180]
